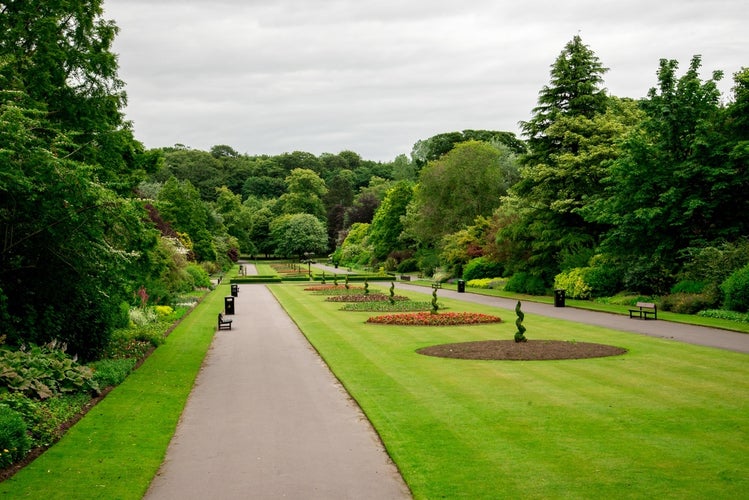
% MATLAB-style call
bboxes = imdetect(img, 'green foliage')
[368,181,414,260]
[396,258,419,273]
[659,293,716,315]
[504,272,546,295]
[462,257,505,282]
[466,278,505,289]
[697,309,749,323]
[90,358,137,388]
[185,263,212,288]
[0,342,99,400]
[514,301,527,342]
[721,264,749,312]
[406,141,518,246]
[671,280,706,294]
[270,213,329,258]
[554,268,593,299]
[0,405,31,468]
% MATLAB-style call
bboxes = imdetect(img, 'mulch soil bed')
[417,340,627,360]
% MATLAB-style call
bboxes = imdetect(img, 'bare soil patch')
[417,340,627,361]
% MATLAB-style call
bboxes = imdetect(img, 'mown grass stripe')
[270,283,749,499]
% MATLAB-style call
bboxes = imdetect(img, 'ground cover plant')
[271,283,749,499]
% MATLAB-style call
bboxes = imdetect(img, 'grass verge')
[270,283,749,499]
[0,286,227,499]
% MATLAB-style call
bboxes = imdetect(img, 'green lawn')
[270,283,749,499]
[0,287,227,499]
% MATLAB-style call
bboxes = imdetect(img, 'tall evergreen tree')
[506,35,623,282]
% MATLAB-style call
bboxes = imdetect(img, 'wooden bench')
[218,313,233,330]
[400,275,411,281]
[629,302,657,320]
[432,282,442,289]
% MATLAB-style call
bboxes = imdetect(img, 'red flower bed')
[366,311,502,326]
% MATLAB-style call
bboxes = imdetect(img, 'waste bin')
[231,284,239,297]
[224,296,235,315]
[457,279,466,293]
[554,289,566,307]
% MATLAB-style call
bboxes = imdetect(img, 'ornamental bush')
[554,268,592,299]
[504,272,546,295]
[462,257,505,282]
[721,264,749,312]
[0,405,31,468]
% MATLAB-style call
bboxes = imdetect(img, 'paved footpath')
[144,278,411,499]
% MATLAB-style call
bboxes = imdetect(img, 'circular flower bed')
[366,311,502,326]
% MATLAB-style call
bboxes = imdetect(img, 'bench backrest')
[218,313,225,322]
[636,302,656,309]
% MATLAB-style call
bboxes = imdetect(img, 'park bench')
[400,275,411,281]
[432,282,442,289]
[629,302,657,320]
[218,313,233,330]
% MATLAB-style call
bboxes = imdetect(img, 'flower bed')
[366,311,502,326]
[326,293,407,302]
[304,284,365,295]
[340,300,432,312]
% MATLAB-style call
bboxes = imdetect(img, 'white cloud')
[104,0,748,161]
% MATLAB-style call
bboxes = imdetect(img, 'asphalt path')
[143,274,410,499]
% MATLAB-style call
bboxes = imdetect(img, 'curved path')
[144,265,410,499]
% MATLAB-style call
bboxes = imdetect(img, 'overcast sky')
[103,0,747,162]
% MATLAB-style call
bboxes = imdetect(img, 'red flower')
[366,312,501,326]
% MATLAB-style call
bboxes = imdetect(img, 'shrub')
[721,264,749,312]
[697,309,749,323]
[0,405,31,468]
[129,307,157,327]
[90,358,138,388]
[659,293,714,314]
[554,268,592,299]
[396,258,419,273]
[671,280,706,294]
[504,272,546,295]
[462,257,505,282]
[185,263,212,288]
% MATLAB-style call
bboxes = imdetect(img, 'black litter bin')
[554,289,566,307]
[457,279,466,293]
[224,296,235,315]
[231,284,239,297]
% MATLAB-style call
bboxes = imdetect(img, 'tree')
[0,93,155,360]
[406,141,518,246]
[157,177,217,261]
[278,168,327,220]
[368,181,414,261]
[519,35,609,162]
[584,56,743,292]
[270,213,328,259]
[411,130,525,170]
[0,0,159,193]
[507,35,619,281]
